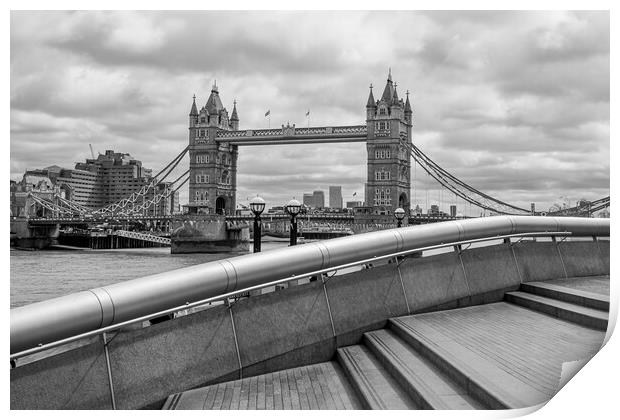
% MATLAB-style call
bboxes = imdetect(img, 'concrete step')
[505,291,608,331]
[363,329,486,409]
[162,361,362,409]
[520,281,609,311]
[336,345,418,409]
[389,317,548,409]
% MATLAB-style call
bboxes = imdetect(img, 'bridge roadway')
[215,125,367,146]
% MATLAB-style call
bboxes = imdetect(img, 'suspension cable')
[407,141,530,213]
[401,140,530,215]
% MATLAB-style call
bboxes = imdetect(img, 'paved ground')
[539,275,609,296]
[164,361,362,410]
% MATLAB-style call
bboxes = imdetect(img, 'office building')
[11,150,179,216]
[312,190,325,209]
[303,193,314,208]
[329,186,343,209]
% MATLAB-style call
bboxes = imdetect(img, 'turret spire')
[189,94,198,116]
[381,68,395,103]
[405,90,412,113]
[231,99,239,121]
[392,82,399,105]
[366,83,376,108]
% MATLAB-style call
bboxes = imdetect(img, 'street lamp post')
[394,207,406,228]
[249,196,265,253]
[285,199,302,246]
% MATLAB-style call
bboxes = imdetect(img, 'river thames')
[10,241,289,308]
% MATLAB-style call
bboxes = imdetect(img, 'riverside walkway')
[164,275,608,410]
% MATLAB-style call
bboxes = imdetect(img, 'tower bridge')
[17,69,609,236]
[187,69,412,217]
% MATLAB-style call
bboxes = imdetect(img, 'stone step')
[520,281,609,311]
[364,329,486,409]
[336,345,418,409]
[162,361,362,410]
[389,317,548,409]
[505,291,608,331]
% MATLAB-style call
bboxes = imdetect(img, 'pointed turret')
[189,94,198,116]
[230,100,239,130]
[392,83,400,106]
[405,90,412,113]
[366,84,376,108]
[381,69,394,103]
[230,100,239,121]
[206,81,224,116]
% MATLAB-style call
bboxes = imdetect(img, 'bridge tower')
[365,69,413,216]
[187,82,238,215]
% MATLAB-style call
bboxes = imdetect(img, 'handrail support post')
[102,332,117,410]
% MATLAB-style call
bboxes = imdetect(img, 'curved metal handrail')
[11,230,575,361]
[10,216,609,355]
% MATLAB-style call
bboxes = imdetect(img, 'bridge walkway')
[163,276,608,410]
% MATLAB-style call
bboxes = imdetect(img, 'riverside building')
[11,150,179,216]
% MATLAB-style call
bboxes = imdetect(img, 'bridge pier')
[10,218,59,249]
[170,215,249,254]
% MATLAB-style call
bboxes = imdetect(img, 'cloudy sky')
[10,10,609,214]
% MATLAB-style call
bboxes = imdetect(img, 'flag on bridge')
[265,110,270,117]
[305,109,310,117]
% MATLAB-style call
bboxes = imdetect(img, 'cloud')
[10,11,609,213]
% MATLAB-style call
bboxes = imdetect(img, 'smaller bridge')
[214,124,367,146]
[25,215,173,226]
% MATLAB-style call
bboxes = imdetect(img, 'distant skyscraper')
[450,205,457,217]
[313,190,325,208]
[329,186,343,209]
[303,193,314,208]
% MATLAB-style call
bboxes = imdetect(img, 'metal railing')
[10,229,576,362]
[10,216,610,359]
